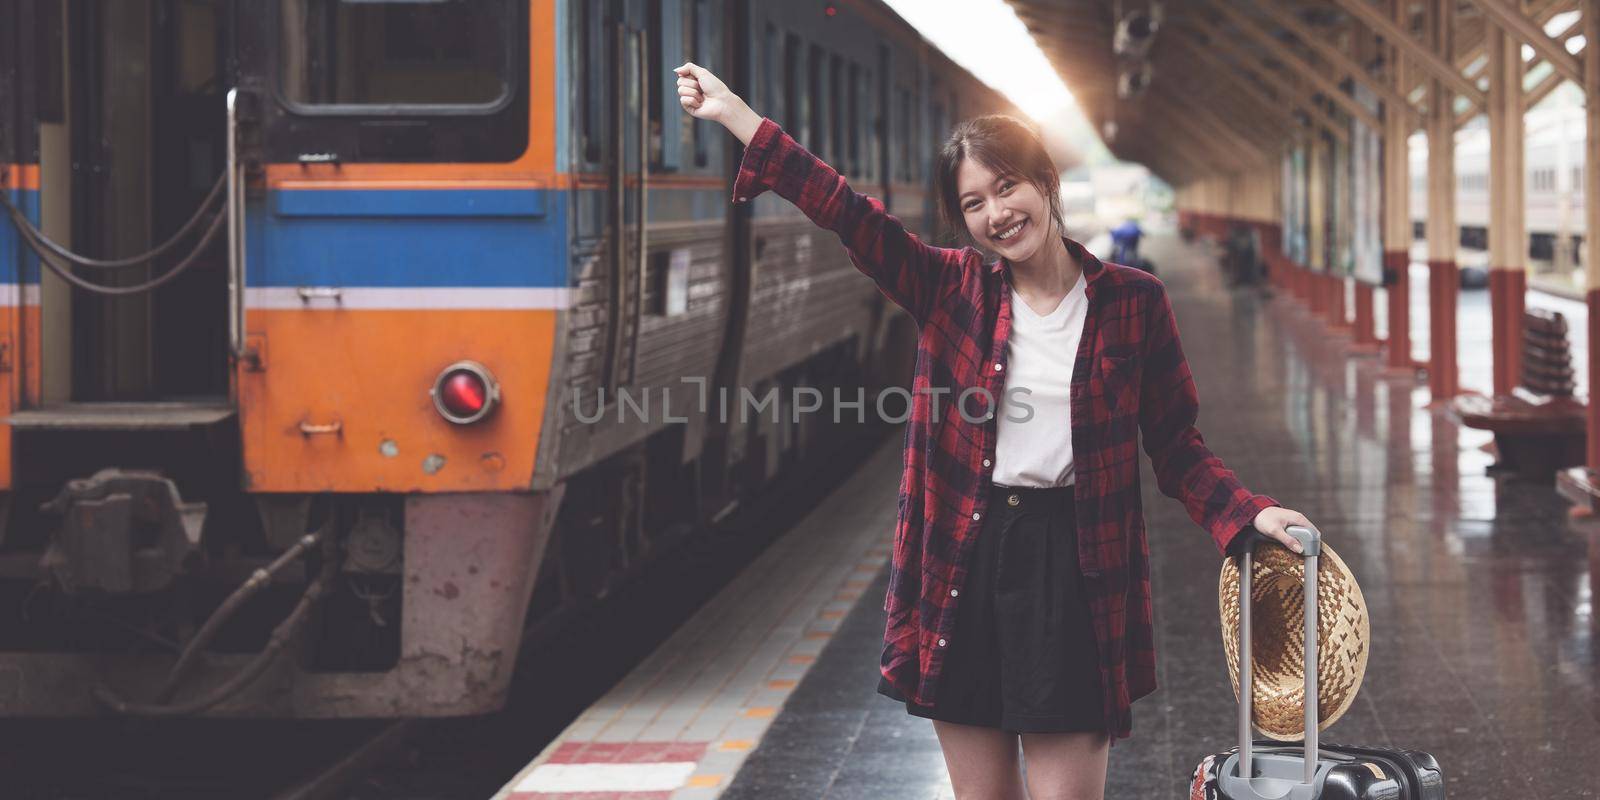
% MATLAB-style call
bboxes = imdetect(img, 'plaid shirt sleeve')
[1138,281,1278,554]
[730,116,967,328]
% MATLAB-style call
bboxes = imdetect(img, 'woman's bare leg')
[1018,730,1109,800]
[931,719,1027,800]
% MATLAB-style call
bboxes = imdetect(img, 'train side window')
[876,44,890,184]
[578,0,607,167]
[648,0,673,171]
[830,54,845,173]
[902,87,915,181]
[784,33,802,146]
[763,24,779,117]
[847,62,861,178]
[808,44,825,158]
[692,0,714,168]
[278,0,513,108]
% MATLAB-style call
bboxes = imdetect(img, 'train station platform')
[495,230,1600,799]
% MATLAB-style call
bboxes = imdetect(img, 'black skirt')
[876,482,1107,733]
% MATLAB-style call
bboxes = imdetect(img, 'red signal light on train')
[430,360,501,425]
[441,373,486,415]
[824,4,836,16]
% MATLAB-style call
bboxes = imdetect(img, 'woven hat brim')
[1218,540,1370,741]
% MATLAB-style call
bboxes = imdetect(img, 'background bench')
[1452,308,1586,481]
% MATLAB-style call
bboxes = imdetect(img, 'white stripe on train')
[243,286,575,310]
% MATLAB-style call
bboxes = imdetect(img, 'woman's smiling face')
[956,158,1050,261]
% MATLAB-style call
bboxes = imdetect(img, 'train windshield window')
[278,0,514,109]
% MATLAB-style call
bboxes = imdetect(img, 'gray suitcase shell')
[1188,526,1446,800]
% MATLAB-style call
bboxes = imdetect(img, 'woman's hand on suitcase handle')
[1252,506,1313,554]
[675,62,763,146]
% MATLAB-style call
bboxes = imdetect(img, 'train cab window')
[278,0,513,108]
[265,0,528,162]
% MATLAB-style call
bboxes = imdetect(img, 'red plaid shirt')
[732,117,1277,744]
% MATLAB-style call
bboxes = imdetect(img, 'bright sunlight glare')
[879,0,1079,121]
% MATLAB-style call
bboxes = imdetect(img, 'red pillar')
[1385,249,1411,371]
[1428,258,1459,398]
[1489,269,1526,395]
[1589,288,1600,467]
[1353,283,1377,347]
[1330,274,1349,331]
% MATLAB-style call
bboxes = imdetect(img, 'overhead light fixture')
[1114,2,1164,58]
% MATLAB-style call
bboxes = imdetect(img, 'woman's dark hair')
[935,114,1066,251]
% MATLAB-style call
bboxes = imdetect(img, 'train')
[1409,100,1589,260]
[0,0,1020,718]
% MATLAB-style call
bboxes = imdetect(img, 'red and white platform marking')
[493,442,902,799]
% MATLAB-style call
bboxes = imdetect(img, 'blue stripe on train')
[249,188,570,288]
[1,189,41,285]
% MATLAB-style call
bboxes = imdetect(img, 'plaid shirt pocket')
[1099,354,1141,415]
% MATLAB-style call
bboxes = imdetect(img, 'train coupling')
[37,468,208,595]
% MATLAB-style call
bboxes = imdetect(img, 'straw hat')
[1218,540,1370,741]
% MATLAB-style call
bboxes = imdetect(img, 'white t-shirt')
[991,271,1089,487]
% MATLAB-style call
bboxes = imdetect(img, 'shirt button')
[950,588,959,597]
[972,512,981,521]
[982,458,991,467]
[993,362,1003,371]
[937,638,947,647]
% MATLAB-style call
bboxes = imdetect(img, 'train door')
[51,0,233,405]
[0,1,241,586]
[2,1,238,496]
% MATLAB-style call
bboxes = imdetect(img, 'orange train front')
[0,0,1019,717]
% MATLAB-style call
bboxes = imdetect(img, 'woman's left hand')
[1252,506,1316,554]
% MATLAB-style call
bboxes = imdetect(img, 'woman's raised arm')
[676,62,966,329]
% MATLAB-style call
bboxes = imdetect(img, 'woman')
[675,62,1315,800]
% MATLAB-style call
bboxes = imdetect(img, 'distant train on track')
[1410,102,1589,259]
[0,0,1016,718]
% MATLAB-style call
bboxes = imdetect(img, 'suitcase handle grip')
[1220,524,1324,800]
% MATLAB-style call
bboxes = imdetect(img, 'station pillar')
[1585,0,1600,465]
[1487,21,1526,396]
[1382,0,1412,372]
[1424,0,1459,399]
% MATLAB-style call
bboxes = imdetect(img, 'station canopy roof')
[1002,0,1572,183]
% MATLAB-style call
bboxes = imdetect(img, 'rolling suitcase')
[1188,526,1446,800]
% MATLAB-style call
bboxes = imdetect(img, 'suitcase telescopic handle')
[1221,524,1323,800]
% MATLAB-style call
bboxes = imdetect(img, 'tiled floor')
[724,231,1600,799]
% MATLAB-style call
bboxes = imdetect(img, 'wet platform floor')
[721,231,1600,799]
